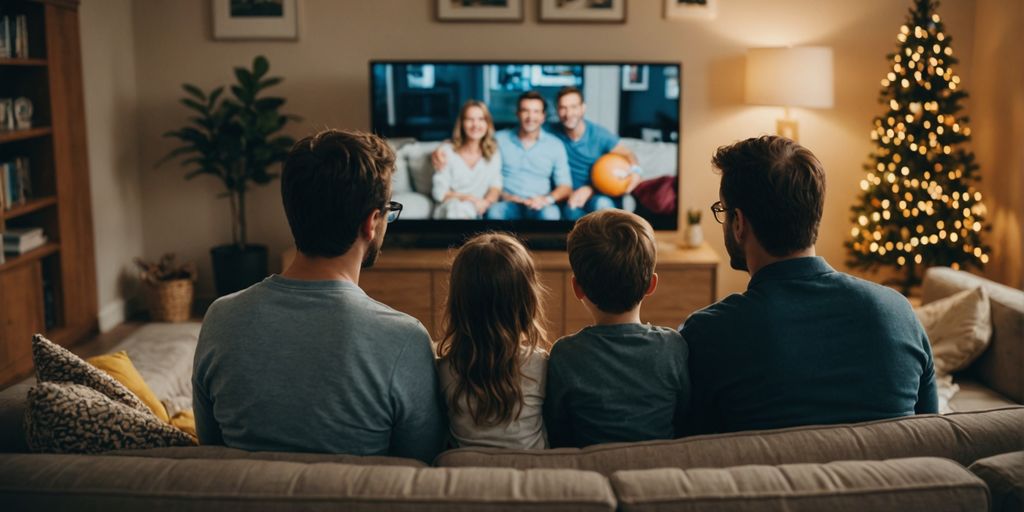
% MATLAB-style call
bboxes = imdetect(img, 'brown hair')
[281,129,394,257]
[517,90,547,113]
[568,210,657,314]
[451,100,498,161]
[556,86,583,105]
[437,233,549,426]
[712,135,826,256]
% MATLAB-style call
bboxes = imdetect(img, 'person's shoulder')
[831,271,915,314]
[679,292,750,341]
[586,120,616,139]
[356,292,432,340]
[549,331,587,358]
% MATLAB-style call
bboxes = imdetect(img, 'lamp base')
[776,118,799,141]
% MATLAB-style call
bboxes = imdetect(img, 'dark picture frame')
[538,0,627,24]
[436,0,524,23]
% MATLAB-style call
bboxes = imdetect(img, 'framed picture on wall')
[664,0,717,20]
[436,0,524,22]
[538,0,626,24]
[212,0,299,40]
[622,64,648,91]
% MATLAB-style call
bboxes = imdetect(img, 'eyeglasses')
[710,201,734,224]
[382,201,403,223]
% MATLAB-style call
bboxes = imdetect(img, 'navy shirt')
[544,323,690,448]
[679,257,938,435]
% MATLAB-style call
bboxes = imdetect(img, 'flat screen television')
[370,61,681,247]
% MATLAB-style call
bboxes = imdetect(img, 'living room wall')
[80,0,146,330]
[85,0,1016,317]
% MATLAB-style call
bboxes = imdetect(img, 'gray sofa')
[0,267,1021,511]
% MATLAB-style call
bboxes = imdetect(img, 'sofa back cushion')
[104,445,427,467]
[0,454,617,512]
[921,267,1024,402]
[436,407,1024,476]
[611,457,988,512]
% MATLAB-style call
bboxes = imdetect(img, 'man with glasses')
[193,129,446,463]
[679,135,937,435]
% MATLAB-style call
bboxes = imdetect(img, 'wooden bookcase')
[0,0,97,386]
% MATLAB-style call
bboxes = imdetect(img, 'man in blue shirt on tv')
[550,86,641,221]
[487,91,573,220]
[679,136,937,436]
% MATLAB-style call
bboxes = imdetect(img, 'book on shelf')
[0,157,31,210]
[3,233,47,255]
[0,15,28,59]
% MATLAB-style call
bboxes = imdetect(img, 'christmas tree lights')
[846,0,989,293]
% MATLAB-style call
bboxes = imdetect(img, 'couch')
[389,137,679,219]
[0,267,1021,511]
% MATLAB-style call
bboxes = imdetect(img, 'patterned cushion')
[31,335,149,414]
[25,382,195,454]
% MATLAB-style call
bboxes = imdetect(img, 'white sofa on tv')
[387,137,679,220]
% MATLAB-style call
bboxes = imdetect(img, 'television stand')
[283,243,720,339]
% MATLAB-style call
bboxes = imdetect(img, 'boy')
[544,210,690,448]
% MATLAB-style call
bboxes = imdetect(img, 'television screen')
[370,61,681,239]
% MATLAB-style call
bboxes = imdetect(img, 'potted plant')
[135,253,198,323]
[685,208,703,248]
[159,55,298,296]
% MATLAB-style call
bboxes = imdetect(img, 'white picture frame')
[664,0,717,21]
[212,0,299,41]
[622,65,649,91]
[436,0,524,22]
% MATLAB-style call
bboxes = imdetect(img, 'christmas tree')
[847,0,989,294]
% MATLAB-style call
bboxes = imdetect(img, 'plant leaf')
[252,55,269,80]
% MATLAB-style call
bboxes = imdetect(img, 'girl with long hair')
[431,100,503,219]
[436,233,549,449]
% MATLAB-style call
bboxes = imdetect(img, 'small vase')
[685,224,704,248]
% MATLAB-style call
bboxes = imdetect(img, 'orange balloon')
[591,153,633,197]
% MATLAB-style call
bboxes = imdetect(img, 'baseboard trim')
[97,299,127,333]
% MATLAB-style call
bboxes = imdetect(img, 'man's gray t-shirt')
[192,275,446,463]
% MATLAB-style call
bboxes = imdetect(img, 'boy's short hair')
[556,86,583,105]
[568,210,657,314]
[281,129,394,258]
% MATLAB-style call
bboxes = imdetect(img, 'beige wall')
[118,0,987,302]
[80,0,146,331]
[970,0,1024,290]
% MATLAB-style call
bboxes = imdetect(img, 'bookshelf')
[0,0,96,386]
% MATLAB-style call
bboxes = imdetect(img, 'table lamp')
[745,46,834,141]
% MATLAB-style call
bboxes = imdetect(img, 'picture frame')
[538,0,626,24]
[621,65,648,91]
[212,0,299,41]
[664,0,717,21]
[436,0,524,22]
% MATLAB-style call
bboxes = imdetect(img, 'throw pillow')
[87,351,171,422]
[31,334,150,414]
[25,381,196,454]
[914,287,992,375]
[170,409,198,440]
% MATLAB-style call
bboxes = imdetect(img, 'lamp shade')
[745,46,834,109]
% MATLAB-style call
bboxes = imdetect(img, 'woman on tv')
[431,100,503,219]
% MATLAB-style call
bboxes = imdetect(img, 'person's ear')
[570,275,586,301]
[645,272,658,297]
[732,208,747,242]
[361,208,383,242]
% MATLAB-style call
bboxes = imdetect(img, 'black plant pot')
[210,244,268,297]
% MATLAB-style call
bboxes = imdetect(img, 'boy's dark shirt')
[679,257,938,435]
[544,323,690,448]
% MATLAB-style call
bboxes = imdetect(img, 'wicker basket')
[144,278,194,323]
